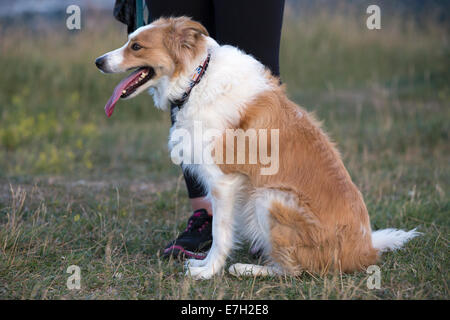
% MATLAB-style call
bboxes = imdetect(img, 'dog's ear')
[174,16,209,49]
[165,17,208,63]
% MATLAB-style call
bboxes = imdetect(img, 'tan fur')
[120,17,208,79]
[217,73,378,274]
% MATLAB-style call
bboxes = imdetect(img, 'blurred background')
[0,0,448,181]
[0,0,448,299]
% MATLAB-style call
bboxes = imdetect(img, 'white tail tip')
[371,228,421,252]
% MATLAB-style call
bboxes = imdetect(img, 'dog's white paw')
[228,263,282,277]
[229,263,253,277]
[185,258,206,268]
[185,266,217,280]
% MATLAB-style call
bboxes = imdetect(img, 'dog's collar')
[170,51,211,108]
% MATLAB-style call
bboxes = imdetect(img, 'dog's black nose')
[95,57,105,70]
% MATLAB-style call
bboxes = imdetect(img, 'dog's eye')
[131,43,142,51]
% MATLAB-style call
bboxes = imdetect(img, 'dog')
[95,16,420,279]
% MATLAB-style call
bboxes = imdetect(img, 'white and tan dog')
[95,17,419,279]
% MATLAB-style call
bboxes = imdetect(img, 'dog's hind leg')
[225,188,300,278]
[236,188,323,275]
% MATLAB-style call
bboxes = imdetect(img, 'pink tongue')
[104,69,142,117]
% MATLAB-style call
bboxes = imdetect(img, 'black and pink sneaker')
[162,209,212,260]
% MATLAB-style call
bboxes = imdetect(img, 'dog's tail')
[371,228,421,252]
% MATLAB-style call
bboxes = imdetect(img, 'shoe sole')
[163,245,207,260]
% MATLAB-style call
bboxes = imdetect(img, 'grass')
[0,8,448,299]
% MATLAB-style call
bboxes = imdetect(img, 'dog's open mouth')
[104,66,155,117]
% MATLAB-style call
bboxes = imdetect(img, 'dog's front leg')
[186,174,243,280]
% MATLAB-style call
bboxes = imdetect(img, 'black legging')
[145,0,285,198]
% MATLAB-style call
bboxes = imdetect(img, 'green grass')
[0,10,448,299]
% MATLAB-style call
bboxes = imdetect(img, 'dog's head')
[95,16,208,117]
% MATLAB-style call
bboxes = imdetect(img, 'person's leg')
[212,0,285,258]
[146,0,213,215]
[145,0,215,259]
[213,0,285,77]
[146,0,216,38]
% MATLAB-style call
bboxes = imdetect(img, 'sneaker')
[162,209,212,260]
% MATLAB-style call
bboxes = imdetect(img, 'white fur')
[371,228,421,252]
[99,41,128,73]
[128,24,155,39]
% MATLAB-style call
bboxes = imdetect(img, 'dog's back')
[218,75,381,274]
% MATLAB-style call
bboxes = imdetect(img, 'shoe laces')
[184,211,210,233]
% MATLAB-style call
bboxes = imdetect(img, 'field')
[0,8,448,299]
